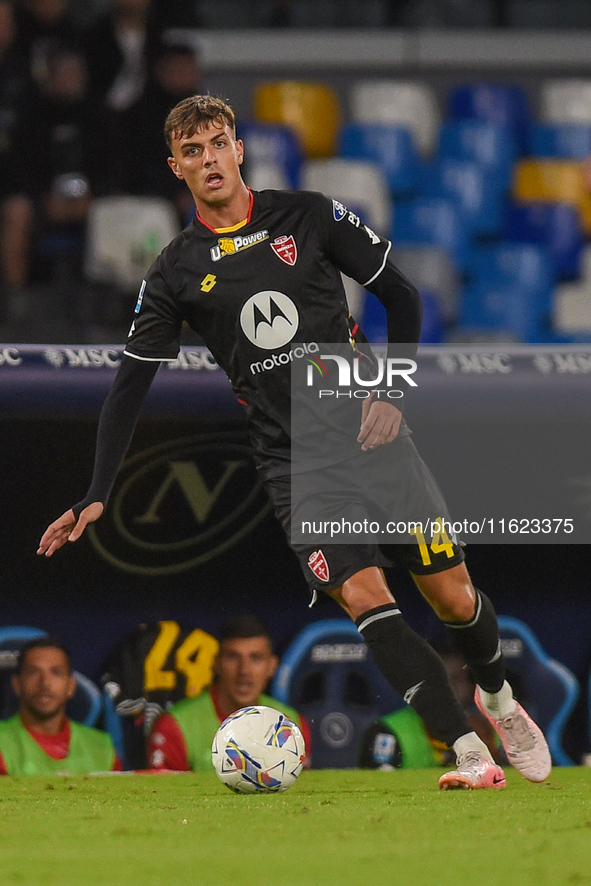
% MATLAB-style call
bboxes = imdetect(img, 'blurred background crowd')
[1,0,591,344]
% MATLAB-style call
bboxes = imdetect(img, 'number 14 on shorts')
[410,519,456,567]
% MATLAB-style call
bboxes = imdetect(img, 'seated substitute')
[359,647,503,770]
[0,637,121,775]
[147,615,309,772]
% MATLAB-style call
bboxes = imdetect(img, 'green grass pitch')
[0,768,590,886]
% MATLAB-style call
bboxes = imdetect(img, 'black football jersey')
[125,189,399,468]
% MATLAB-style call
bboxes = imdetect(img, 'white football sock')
[453,731,494,763]
[477,680,517,719]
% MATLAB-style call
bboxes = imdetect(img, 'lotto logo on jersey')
[210,229,269,262]
[270,235,297,266]
[332,200,348,221]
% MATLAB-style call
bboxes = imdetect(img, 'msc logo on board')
[88,433,271,575]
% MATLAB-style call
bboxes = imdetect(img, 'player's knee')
[415,568,477,622]
[337,567,396,621]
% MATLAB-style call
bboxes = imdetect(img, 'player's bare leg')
[326,567,505,789]
[413,563,551,783]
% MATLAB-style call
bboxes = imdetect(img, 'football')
[211,705,306,793]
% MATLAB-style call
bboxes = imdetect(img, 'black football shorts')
[263,435,465,597]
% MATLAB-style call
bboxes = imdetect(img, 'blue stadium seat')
[529,122,591,160]
[497,616,579,766]
[421,158,505,236]
[390,197,471,271]
[419,292,445,343]
[447,82,531,152]
[238,121,303,190]
[271,619,404,768]
[361,289,444,344]
[504,201,584,279]
[437,119,517,191]
[0,626,103,727]
[461,243,555,341]
[339,123,421,195]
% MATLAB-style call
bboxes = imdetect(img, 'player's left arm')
[318,195,422,448]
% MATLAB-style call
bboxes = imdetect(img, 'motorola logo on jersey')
[87,433,272,575]
[240,290,299,350]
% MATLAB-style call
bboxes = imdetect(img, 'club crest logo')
[240,290,299,349]
[270,235,297,266]
[308,549,330,582]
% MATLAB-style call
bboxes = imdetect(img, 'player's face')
[12,647,75,721]
[167,121,245,209]
[215,637,278,709]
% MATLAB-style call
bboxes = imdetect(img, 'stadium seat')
[513,160,591,234]
[0,626,102,727]
[437,119,517,191]
[349,80,440,155]
[84,196,181,291]
[360,289,444,344]
[421,158,505,236]
[554,282,591,337]
[391,245,460,322]
[253,81,341,158]
[497,616,579,766]
[339,123,421,195]
[540,79,591,125]
[302,158,391,235]
[418,292,445,343]
[460,243,555,341]
[447,82,531,152]
[504,201,584,279]
[271,619,404,768]
[239,122,303,191]
[390,197,471,271]
[529,122,591,160]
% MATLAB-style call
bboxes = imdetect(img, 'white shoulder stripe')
[363,240,392,288]
[123,350,176,362]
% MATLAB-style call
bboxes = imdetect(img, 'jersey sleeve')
[147,713,191,772]
[312,193,422,351]
[124,251,183,362]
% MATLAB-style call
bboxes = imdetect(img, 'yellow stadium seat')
[253,81,341,158]
[513,160,591,233]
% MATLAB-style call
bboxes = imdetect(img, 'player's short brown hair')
[164,94,236,150]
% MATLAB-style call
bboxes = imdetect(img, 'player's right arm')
[37,355,160,556]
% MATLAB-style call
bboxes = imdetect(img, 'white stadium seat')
[541,79,591,124]
[302,158,391,235]
[349,80,440,155]
[84,196,181,290]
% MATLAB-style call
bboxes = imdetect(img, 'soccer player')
[0,637,121,775]
[147,615,308,772]
[38,94,551,790]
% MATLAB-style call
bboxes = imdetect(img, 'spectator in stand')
[0,37,115,319]
[122,42,202,224]
[0,1,30,231]
[147,615,310,772]
[13,0,80,83]
[0,637,121,775]
[83,0,160,112]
